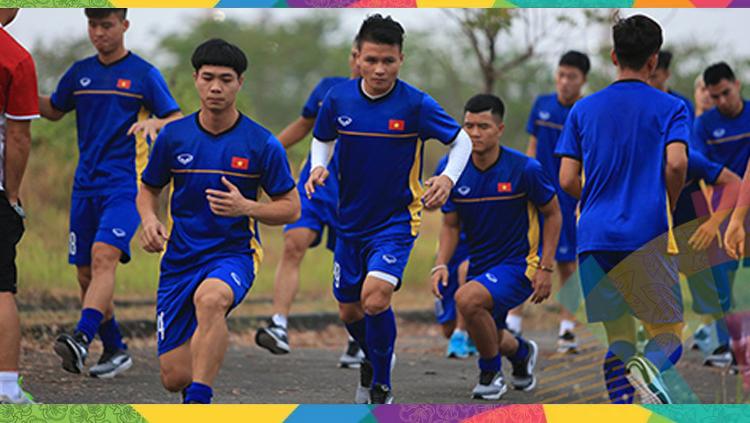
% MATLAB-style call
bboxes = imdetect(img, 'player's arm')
[531,196,561,304]
[690,169,741,251]
[665,142,688,211]
[278,117,315,149]
[423,129,472,210]
[431,211,460,299]
[207,177,300,225]
[3,119,32,206]
[559,157,582,199]
[127,111,183,143]
[38,96,66,121]
[305,137,334,198]
[136,184,169,253]
[526,135,538,158]
[725,159,750,259]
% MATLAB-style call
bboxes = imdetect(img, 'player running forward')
[305,15,472,403]
[515,50,590,353]
[137,39,300,404]
[557,15,690,404]
[38,8,181,378]
[255,45,365,367]
[433,94,561,400]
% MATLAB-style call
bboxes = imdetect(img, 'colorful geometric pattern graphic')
[1,0,749,6]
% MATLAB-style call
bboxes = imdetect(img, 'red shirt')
[0,25,39,190]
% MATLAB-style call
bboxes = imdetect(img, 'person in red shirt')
[0,8,39,404]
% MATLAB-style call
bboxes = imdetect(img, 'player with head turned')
[648,50,696,122]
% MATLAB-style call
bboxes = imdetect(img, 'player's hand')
[689,218,720,251]
[140,217,168,253]
[127,118,163,142]
[725,217,746,260]
[304,166,329,199]
[431,266,449,299]
[423,175,453,210]
[206,177,255,217]
[530,269,552,304]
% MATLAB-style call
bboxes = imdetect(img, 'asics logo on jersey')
[486,273,498,283]
[230,272,242,286]
[713,128,726,138]
[538,111,551,120]
[79,77,91,87]
[176,153,194,165]
[112,228,126,238]
[458,186,471,196]
[382,254,398,265]
[337,116,353,127]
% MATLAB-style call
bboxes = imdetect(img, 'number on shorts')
[69,232,77,256]
[156,311,165,342]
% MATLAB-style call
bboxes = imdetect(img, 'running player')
[38,8,181,378]
[557,15,690,404]
[433,94,561,400]
[137,39,300,404]
[515,50,590,353]
[0,8,38,404]
[255,45,365,367]
[305,15,472,403]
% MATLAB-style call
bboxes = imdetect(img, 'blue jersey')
[526,93,574,186]
[668,89,695,126]
[673,151,724,227]
[302,76,349,119]
[692,99,750,177]
[141,113,295,271]
[51,52,179,196]
[434,155,470,266]
[442,147,556,280]
[556,80,691,254]
[313,78,461,239]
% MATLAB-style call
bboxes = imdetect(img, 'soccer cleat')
[355,360,373,404]
[54,332,89,374]
[339,339,365,369]
[625,354,672,404]
[556,331,578,354]
[89,349,133,379]
[467,337,478,356]
[704,344,733,368]
[472,371,508,400]
[255,320,290,355]
[447,331,469,359]
[369,383,394,404]
[511,339,538,391]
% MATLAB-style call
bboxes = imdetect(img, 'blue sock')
[645,333,683,372]
[75,308,103,345]
[365,308,396,388]
[345,318,368,359]
[183,382,213,404]
[98,316,126,353]
[508,335,530,365]
[603,341,636,404]
[715,317,730,347]
[478,354,502,373]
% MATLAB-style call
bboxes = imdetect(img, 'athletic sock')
[559,319,576,336]
[478,354,502,373]
[506,314,522,334]
[183,382,213,404]
[508,335,530,365]
[98,316,126,353]
[75,308,103,345]
[365,308,396,388]
[0,372,21,401]
[603,341,635,404]
[271,313,288,329]
[644,333,683,372]
[345,318,368,358]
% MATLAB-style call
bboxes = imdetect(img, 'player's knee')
[338,303,364,323]
[194,288,232,316]
[282,235,308,262]
[455,286,484,316]
[160,366,191,392]
[362,292,390,316]
[91,244,120,273]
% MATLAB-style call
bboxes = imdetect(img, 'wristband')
[539,264,554,273]
[431,264,448,275]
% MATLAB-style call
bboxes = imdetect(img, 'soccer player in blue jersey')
[515,50,590,353]
[137,39,300,404]
[433,94,561,400]
[38,9,181,378]
[649,51,696,122]
[305,15,472,404]
[557,15,690,404]
[255,45,364,367]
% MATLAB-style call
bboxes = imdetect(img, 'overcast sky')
[7,8,750,65]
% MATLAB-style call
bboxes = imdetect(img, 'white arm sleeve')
[310,137,335,169]
[440,129,472,184]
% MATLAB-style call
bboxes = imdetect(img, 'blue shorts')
[68,192,140,266]
[284,158,338,251]
[556,193,578,263]
[156,255,255,356]
[579,249,683,324]
[333,233,415,304]
[435,258,469,325]
[469,262,534,330]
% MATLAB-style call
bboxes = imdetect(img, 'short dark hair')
[464,94,505,120]
[355,14,405,51]
[559,50,591,76]
[84,8,127,20]
[704,62,736,86]
[612,15,663,71]
[656,50,673,70]
[191,39,248,77]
